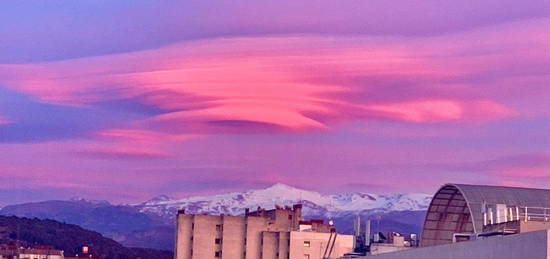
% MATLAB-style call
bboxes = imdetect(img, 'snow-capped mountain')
[0,183,432,251]
[136,183,432,222]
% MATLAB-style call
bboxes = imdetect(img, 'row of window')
[190,223,223,231]
[189,249,223,257]
[191,215,296,231]
[189,237,311,247]
[189,236,223,244]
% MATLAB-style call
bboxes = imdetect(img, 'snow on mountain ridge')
[137,183,432,219]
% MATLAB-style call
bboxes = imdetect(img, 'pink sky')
[1,1,550,205]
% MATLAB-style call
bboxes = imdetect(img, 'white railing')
[482,203,550,226]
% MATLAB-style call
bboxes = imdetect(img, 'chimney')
[293,204,303,221]
[365,220,371,247]
[353,216,361,236]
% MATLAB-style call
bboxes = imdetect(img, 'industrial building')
[357,183,550,259]
[174,204,353,259]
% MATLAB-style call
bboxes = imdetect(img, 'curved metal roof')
[421,183,550,247]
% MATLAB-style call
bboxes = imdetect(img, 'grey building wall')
[364,229,550,259]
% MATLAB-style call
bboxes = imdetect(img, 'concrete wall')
[262,232,280,259]
[221,215,246,259]
[175,214,193,259]
[521,221,550,233]
[246,216,268,259]
[278,232,290,259]
[369,244,412,255]
[364,229,550,259]
[192,215,222,259]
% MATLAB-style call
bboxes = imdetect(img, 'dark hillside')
[0,215,172,259]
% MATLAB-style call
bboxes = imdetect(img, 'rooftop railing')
[482,204,550,226]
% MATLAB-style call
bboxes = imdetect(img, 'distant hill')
[0,199,175,250]
[0,183,431,250]
[0,215,172,259]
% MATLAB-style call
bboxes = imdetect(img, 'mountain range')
[0,183,432,251]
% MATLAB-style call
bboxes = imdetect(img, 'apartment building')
[175,204,353,259]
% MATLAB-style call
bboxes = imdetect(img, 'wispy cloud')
[0,115,9,125]
[1,10,550,202]
[73,129,201,160]
[6,18,548,135]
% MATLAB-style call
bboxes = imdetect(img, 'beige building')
[289,231,352,259]
[175,204,353,259]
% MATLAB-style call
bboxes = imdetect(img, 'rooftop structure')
[421,183,550,246]
[350,183,550,259]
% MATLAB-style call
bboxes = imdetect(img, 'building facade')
[175,204,353,259]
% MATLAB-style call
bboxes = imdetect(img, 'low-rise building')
[0,246,64,259]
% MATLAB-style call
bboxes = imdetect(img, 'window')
[304,254,310,259]
[303,241,311,247]
[288,215,293,220]
[190,236,193,241]
[216,224,222,231]
[215,238,222,244]
[191,223,194,230]
[215,251,222,257]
